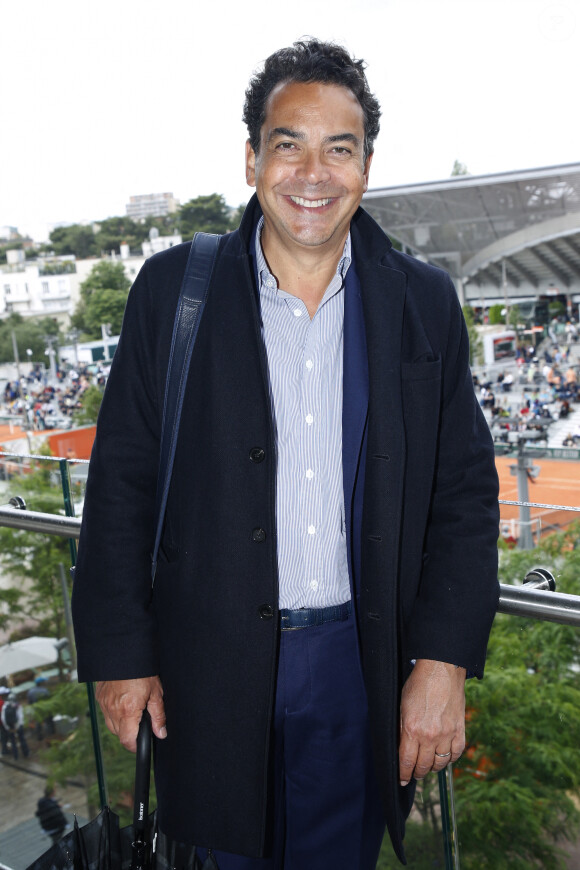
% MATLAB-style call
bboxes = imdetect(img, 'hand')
[399,659,466,786]
[95,676,166,752]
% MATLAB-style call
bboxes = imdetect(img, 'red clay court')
[496,455,580,540]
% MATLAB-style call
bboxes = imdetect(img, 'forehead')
[261,80,364,138]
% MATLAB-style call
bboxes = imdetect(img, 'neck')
[261,226,348,317]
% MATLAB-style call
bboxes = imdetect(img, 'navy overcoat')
[72,196,499,861]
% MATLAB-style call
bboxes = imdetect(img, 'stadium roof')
[363,163,580,300]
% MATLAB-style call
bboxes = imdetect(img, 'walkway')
[0,747,88,870]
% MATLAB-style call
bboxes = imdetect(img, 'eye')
[331,146,351,155]
[276,142,297,151]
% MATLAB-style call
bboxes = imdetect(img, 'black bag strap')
[151,232,220,583]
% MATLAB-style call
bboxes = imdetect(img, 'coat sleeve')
[404,281,500,678]
[71,258,169,682]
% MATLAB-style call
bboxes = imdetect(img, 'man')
[72,39,499,869]
[36,785,68,844]
[0,692,29,760]
[0,685,11,755]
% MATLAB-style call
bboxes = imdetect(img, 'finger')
[399,733,419,786]
[412,745,437,780]
[147,694,167,740]
[117,713,142,753]
[95,682,120,737]
[433,748,452,770]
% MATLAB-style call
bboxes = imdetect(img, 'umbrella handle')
[133,709,152,842]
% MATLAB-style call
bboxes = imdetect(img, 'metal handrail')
[497,584,580,626]
[1,501,580,626]
[0,503,81,537]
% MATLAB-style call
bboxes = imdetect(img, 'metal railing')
[1,494,579,870]
[2,499,579,626]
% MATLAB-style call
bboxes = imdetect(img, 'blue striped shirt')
[256,218,352,610]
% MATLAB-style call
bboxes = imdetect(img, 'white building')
[141,227,182,258]
[0,239,174,327]
[0,257,78,323]
[126,192,180,220]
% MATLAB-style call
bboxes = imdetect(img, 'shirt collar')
[255,216,352,296]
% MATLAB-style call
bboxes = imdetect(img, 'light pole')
[508,436,540,549]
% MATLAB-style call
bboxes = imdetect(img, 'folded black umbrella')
[26,712,218,870]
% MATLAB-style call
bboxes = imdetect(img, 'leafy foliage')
[463,305,482,366]
[47,196,244,260]
[488,304,506,325]
[0,312,62,364]
[177,193,238,237]
[378,526,580,868]
[72,261,131,340]
[74,384,105,424]
[34,682,151,823]
[451,160,470,177]
[49,225,99,259]
[0,458,72,637]
[49,216,178,259]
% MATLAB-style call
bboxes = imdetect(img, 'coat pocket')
[401,356,441,382]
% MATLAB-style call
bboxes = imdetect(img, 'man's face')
[245,80,372,256]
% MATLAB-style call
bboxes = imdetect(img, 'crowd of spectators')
[1,363,109,431]
[475,338,580,448]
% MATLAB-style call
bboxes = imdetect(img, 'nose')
[296,149,331,185]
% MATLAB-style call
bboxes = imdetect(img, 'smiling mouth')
[289,195,332,208]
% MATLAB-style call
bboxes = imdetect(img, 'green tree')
[454,539,580,868]
[84,288,128,336]
[229,203,247,230]
[451,160,470,176]
[94,216,142,256]
[0,313,62,364]
[378,527,580,869]
[50,224,99,259]
[177,193,235,237]
[463,305,483,366]
[488,304,505,325]
[72,261,131,339]
[0,459,73,638]
[34,682,155,822]
[74,384,104,424]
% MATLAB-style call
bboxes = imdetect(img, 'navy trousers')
[196,615,386,869]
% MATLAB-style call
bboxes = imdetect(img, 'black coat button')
[252,527,266,542]
[259,604,273,619]
[249,447,265,463]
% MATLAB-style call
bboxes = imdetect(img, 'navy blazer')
[72,195,499,860]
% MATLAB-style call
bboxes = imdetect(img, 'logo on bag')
[139,802,144,821]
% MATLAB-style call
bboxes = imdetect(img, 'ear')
[362,152,373,193]
[245,140,257,188]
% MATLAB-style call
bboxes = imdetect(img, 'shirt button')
[249,447,265,463]
[306,469,314,479]
[252,528,266,542]
[305,414,313,425]
[305,359,314,370]
[310,579,319,591]
[294,309,303,317]
[308,525,316,535]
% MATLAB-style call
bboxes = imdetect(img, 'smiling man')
[73,39,499,870]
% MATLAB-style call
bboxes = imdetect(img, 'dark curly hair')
[243,38,381,162]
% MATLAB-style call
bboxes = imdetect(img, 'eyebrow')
[267,127,361,148]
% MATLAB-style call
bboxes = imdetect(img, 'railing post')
[59,457,108,809]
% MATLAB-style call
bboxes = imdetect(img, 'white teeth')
[290,196,331,208]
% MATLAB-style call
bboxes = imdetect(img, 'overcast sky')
[1,0,577,240]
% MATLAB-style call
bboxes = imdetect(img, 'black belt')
[279,600,351,630]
